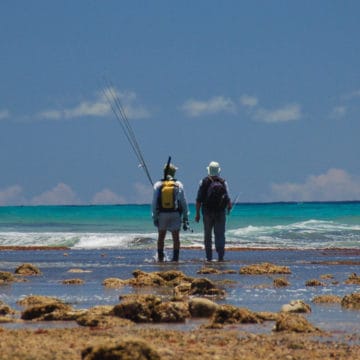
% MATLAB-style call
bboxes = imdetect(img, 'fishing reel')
[182,220,193,232]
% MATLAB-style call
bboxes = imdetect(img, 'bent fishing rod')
[102,80,194,232]
[229,192,241,214]
[102,79,154,186]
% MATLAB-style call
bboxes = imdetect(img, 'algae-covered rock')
[81,337,161,360]
[345,273,360,285]
[312,295,342,304]
[102,277,125,288]
[341,292,360,309]
[320,273,334,280]
[0,301,16,315]
[239,262,291,275]
[21,302,74,320]
[274,313,319,333]
[156,270,191,285]
[61,278,85,285]
[0,271,16,283]
[208,304,262,328]
[15,263,41,275]
[77,306,134,328]
[281,300,311,314]
[153,301,190,323]
[125,269,191,288]
[305,279,324,287]
[126,270,166,287]
[189,278,225,297]
[256,311,279,321]
[18,295,64,307]
[113,294,190,323]
[0,315,17,323]
[197,267,236,275]
[189,297,218,318]
[113,295,162,322]
[174,282,192,297]
[18,295,82,322]
[197,267,222,274]
[273,277,290,288]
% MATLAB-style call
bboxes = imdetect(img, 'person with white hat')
[195,161,232,261]
[152,162,189,262]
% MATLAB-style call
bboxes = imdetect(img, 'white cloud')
[181,96,236,117]
[254,104,301,123]
[92,188,126,205]
[240,95,258,107]
[30,183,81,205]
[330,106,347,119]
[270,169,360,201]
[0,182,152,206]
[0,185,25,205]
[342,89,360,101]
[0,109,10,120]
[132,182,153,204]
[37,88,150,121]
[91,182,152,205]
[37,110,63,120]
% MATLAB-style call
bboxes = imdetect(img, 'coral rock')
[281,300,311,313]
[15,263,41,276]
[82,337,161,360]
[239,262,291,275]
[274,313,319,333]
[341,292,360,309]
[189,297,219,318]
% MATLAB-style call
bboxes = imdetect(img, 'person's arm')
[224,180,232,214]
[177,182,189,223]
[195,179,204,222]
[195,201,201,222]
[152,182,160,226]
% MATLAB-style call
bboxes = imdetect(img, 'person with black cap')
[195,161,232,261]
[152,162,189,262]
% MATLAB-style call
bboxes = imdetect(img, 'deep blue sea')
[0,202,360,249]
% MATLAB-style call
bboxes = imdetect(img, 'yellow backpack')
[159,180,178,211]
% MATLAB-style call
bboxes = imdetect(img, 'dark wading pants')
[203,210,226,261]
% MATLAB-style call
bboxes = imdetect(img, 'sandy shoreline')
[1,247,360,359]
[1,326,360,360]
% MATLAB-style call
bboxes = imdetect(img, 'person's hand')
[226,202,232,215]
[195,214,200,223]
[182,218,189,231]
[153,218,159,227]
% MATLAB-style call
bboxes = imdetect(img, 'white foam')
[1,218,360,249]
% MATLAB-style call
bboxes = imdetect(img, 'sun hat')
[164,163,177,178]
[207,161,221,176]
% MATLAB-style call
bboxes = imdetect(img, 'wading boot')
[171,249,179,262]
[157,249,164,262]
[217,248,225,262]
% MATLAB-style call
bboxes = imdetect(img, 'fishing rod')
[163,156,172,180]
[230,192,241,213]
[102,79,154,186]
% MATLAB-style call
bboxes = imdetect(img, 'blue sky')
[1,1,360,205]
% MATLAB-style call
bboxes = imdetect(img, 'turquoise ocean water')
[0,202,360,249]
[1,202,360,334]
